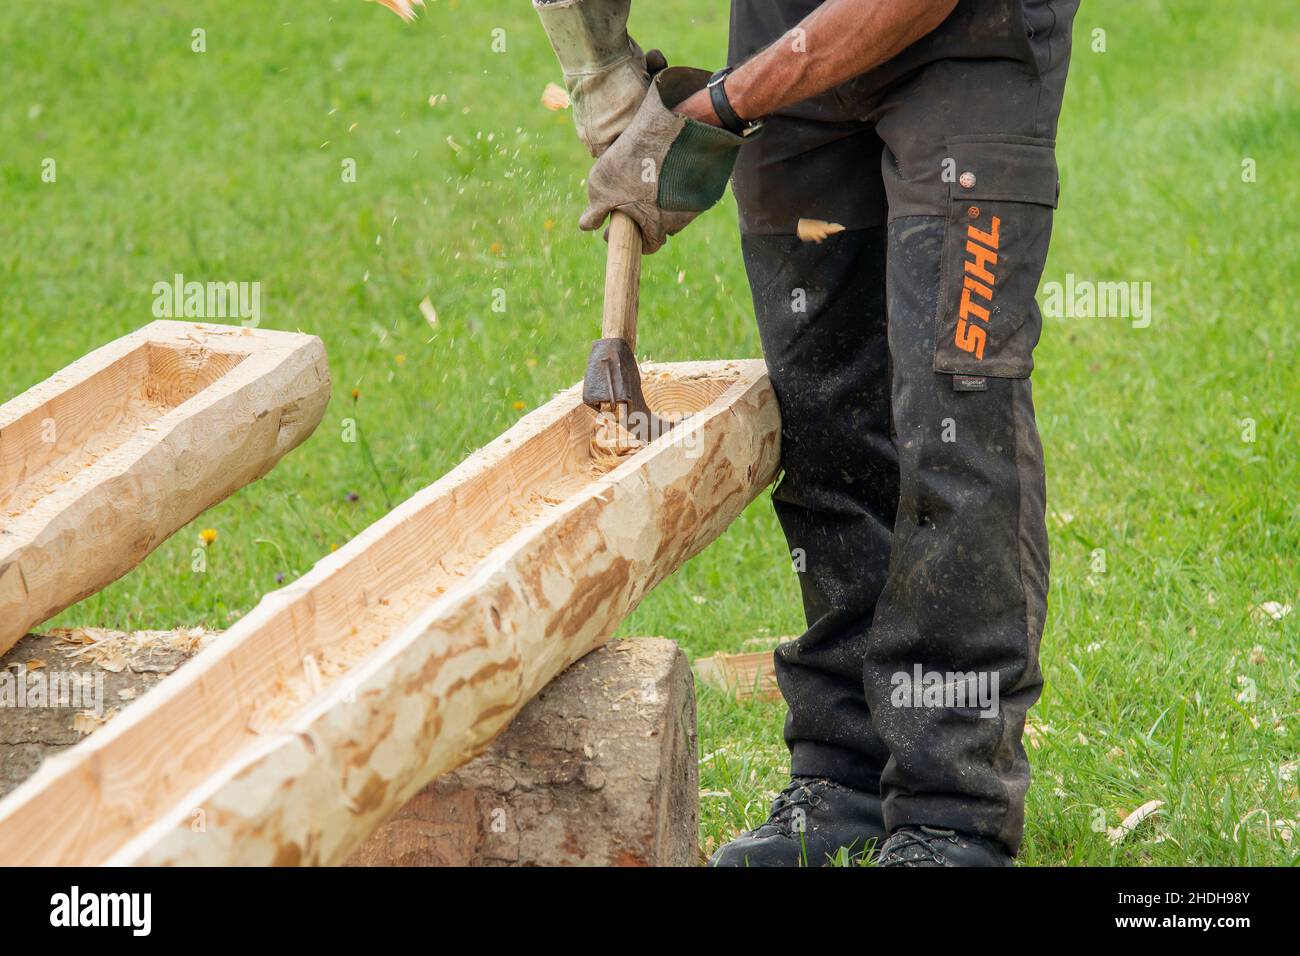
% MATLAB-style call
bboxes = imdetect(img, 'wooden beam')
[0,359,779,865]
[0,321,330,654]
[693,649,783,702]
[344,638,699,867]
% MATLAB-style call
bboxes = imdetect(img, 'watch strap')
[707,68,748,135]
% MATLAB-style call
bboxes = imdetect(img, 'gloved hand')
[579,67,754,253]
[534,0,666,158]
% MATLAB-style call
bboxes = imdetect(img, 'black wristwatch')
[707,68,761,136]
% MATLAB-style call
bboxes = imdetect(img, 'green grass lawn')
[1,0,1296,865]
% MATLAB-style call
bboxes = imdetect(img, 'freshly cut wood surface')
[0,321,330,655]
[0,359,779,865]
[0,323,330,658]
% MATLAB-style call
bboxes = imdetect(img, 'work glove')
[579,67,753,253]
[534,0,666,157]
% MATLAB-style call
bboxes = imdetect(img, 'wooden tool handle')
[601,210,643,345]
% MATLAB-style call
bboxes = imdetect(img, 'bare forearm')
[678,0,959,124]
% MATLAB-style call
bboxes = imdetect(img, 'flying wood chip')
[371,0,425,21]
[418,296,438,329]
[541,82,571,111]
[796,218,847,243]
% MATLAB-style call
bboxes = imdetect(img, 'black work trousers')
[728,0,1077,854]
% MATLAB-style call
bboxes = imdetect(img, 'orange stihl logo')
[954,215,1001,360]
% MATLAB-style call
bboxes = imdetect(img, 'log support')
[346,638,698,867]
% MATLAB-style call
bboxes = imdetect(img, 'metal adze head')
[581,337,673,445]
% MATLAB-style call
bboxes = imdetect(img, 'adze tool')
[582,210,673,444]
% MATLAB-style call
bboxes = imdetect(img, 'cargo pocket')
[933,136,1059,379]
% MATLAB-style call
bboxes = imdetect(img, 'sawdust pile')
[589,410,646,476]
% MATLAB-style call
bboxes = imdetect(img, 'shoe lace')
[764,777,830,837]
[878,826,956,867]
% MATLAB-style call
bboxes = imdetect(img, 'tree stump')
[346,638,698,867]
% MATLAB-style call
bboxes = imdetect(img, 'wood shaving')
[49,626,217,672]
[590,410,645,475]
[1252,601,1292,624]
[1108,799,1165,845]
[72,711,106,736]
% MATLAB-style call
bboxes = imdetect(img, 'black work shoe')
[708,776,886,867]
[877,826,1013,867]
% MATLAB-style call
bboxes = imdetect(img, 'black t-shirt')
[728,0,1077,111]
